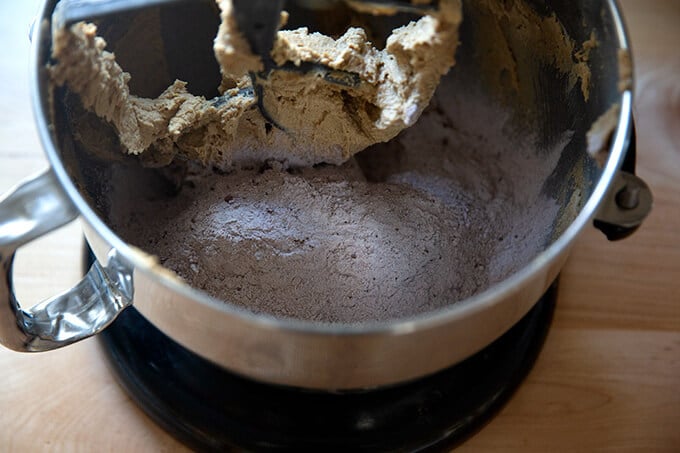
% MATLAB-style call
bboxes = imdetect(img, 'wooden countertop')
[0,1,678,451]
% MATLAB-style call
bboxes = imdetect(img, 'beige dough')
[587,103,621,166]
[50,0,462,169]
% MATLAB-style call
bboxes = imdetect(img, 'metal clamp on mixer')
[593,126,653,241]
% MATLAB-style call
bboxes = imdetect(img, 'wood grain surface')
[0,1,678,451]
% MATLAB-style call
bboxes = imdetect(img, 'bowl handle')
[0,170,132,352]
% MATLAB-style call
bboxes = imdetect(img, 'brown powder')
[108,78,563,324]
[113,161,488,322]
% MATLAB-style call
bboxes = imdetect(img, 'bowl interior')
[44,0,623,324]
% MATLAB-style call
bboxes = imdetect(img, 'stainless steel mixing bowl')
[0,0,651,389]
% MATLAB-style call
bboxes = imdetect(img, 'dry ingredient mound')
[112,161,488,323]
[108,81,563,324]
